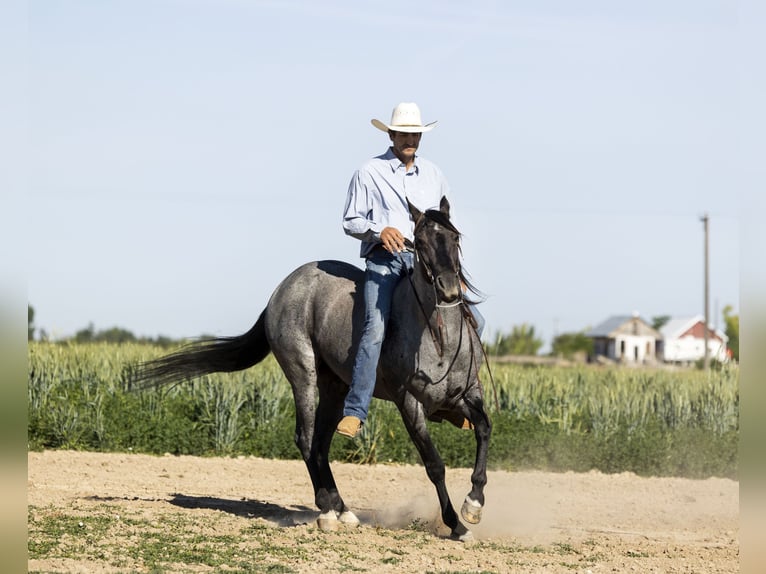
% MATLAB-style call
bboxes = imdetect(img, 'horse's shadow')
[165,494,438,534]
[168,493,318,527]
[87,492,449,536]
[86,493,318,527]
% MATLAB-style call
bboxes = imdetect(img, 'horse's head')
[409,196,462,305]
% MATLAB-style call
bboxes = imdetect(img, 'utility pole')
[701,213,710,369]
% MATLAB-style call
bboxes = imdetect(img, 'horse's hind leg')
[280,354,354,530]
[273,353,338,525]
[313,374,359,527]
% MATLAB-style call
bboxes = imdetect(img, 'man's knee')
[361,311,386,344]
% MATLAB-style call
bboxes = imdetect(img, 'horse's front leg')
[459,392,492,525]
[396,392,472,541]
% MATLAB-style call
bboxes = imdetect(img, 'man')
[337,102,482,438]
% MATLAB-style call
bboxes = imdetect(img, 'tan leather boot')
[336,416,363,438]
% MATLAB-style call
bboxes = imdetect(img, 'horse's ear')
[408,199,423,223]
[439,196,451,217]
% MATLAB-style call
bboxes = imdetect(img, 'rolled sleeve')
[342,170,380,242]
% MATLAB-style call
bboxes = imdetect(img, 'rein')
[418,281,500,414]
[401,249,447,357]
[399,248,501,414]
[399,244,460,359]
[397,248,469,367]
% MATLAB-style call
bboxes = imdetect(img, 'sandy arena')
[28,451,738,573]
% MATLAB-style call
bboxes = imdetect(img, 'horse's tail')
[135,310,271,389]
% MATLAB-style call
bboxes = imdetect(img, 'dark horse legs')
[396,392,475,540]
[460,389,491,525]
[277,354,357,528]
[311,375,360,526]
[274,345,489,537]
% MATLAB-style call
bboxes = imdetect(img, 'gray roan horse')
[137,197,491,541]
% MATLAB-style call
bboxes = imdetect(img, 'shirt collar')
[384,147,419,174]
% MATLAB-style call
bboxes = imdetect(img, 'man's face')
[389,130,422,164]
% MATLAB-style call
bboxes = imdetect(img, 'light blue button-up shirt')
[342,148,450,258]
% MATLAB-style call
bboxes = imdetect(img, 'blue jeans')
[344,250,414,421]
[468,303,485,338]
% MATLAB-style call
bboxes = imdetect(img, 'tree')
[65,323,178,346]
[96,327,137,344]
[487,323,543,356]
[550,331,594,359]
[722,305,739,361]
[73,324,138,344]
[651,315,671,331]
[74,323,96,343]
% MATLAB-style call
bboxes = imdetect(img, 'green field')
[27,342,738,478]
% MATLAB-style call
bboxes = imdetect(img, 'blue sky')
[23,0,749,349]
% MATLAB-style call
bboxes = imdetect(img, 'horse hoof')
[450,527,475,542]
[316,511,339,531]
[338,510,360,526]
[461,496,483,524]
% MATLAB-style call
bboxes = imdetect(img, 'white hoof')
[338,510,360,526]
[457,530,475,542]
[461,496,483,524]
[316,510,339,531]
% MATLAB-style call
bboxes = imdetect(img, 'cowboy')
[337,102,483,438]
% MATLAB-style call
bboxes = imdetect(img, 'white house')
[585,314,661,364]
[659,315,729,364]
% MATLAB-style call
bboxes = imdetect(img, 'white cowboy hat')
[371,102,437,133]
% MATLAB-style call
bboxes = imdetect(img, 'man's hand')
[380,227,406,253]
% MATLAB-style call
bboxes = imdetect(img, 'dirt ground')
[28,450,738,573]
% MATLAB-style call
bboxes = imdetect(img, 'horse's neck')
[388,273,476,414]
[393,273,464,347]
[395,273,434,325]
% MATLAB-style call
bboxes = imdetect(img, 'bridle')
[399,229,464,359]
[419,253,463,309]
[399,224,499,414]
